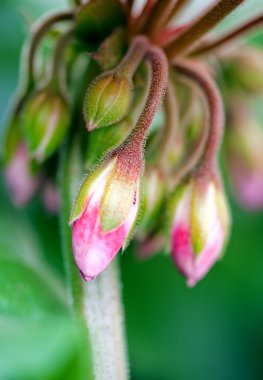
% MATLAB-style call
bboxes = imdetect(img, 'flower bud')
[23,89,70,162]
[225,48,263,93]
[42,181,60,213]
[4,143,41,206]
[70,154,140,281]
[83,73,133,131]
[169,175,230,287]
[225,103,263,210]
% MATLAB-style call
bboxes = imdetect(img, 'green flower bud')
[83,73,133,131]
[22,89,70,162]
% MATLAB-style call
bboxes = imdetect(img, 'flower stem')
[142,0,178,36]
[116,35,149,78]
[13,11,74,117]
[165,0,245,58]
[48,27,75,89]
[173,59,224,173]
[122,44,168,152]
[192,14,263,55]
[26,10,74,87]
[59,139,129,380]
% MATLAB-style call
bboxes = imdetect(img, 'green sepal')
[84,74,133,130]
[23,89,70,162]
[69,158,117,224]
[122,184,142,251]
[2,117,21,164]
[190,184,208,256]
[91,28,127,71]
[100,161,138,231]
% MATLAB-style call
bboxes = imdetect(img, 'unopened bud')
[70,153,141,281]
[169,174,230,287]
[23,89,70,162]
[5,143,41,206]
[42,181,60,213]
[83,72,133,131]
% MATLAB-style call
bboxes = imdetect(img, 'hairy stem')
[130,0,155,34]
[27,10,74,85]
[122,44,168,151]
[117,35,149,78]
[165,0,245,58]
[48,27,75,88]
[59,139,129,380]
[143,0,178,36]
[192,14,263,55]
[167,0,188,23]
[173,59,224,173]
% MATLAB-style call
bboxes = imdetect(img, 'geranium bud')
[4,143,41,206]
[169,175,230,287]
[225,103,263,210]
[83,72,133,131]
[42,182,60,213]
[23,89,70,162]
[70,155,140,281]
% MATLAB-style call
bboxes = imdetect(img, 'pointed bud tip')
[80,270,95,282]
[86,121,97,131]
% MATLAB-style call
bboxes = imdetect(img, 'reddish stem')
[192,14,263,55]
[130,0,156,34]
[117,44,168,173]
[165,0,246,58]
[173,59,224,173]
[142,0,178,36]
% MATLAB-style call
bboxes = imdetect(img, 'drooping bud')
[22,89,70,162]
[70,153,141,281]
[225,101,263,210]
[4,143,41,206]
[83,72,133,131]
[169,174,230,287]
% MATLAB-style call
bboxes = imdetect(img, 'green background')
[1,1,263,379]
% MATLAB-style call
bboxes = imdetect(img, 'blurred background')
[1,0,263,379]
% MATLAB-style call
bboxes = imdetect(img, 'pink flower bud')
[169,176,230,287]
[4,143,41,206]
[42,182,60,213]
[70,156,140,281]
[226,101,263,210]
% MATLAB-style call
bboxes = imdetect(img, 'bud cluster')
[3,0,263,286]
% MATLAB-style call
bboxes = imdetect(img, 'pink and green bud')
[4,143,41,206]
[226,104,263,210]
[70,154,141,281]
[83,72,133,131]
[169,175,230,287]
[23,89,70,162]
